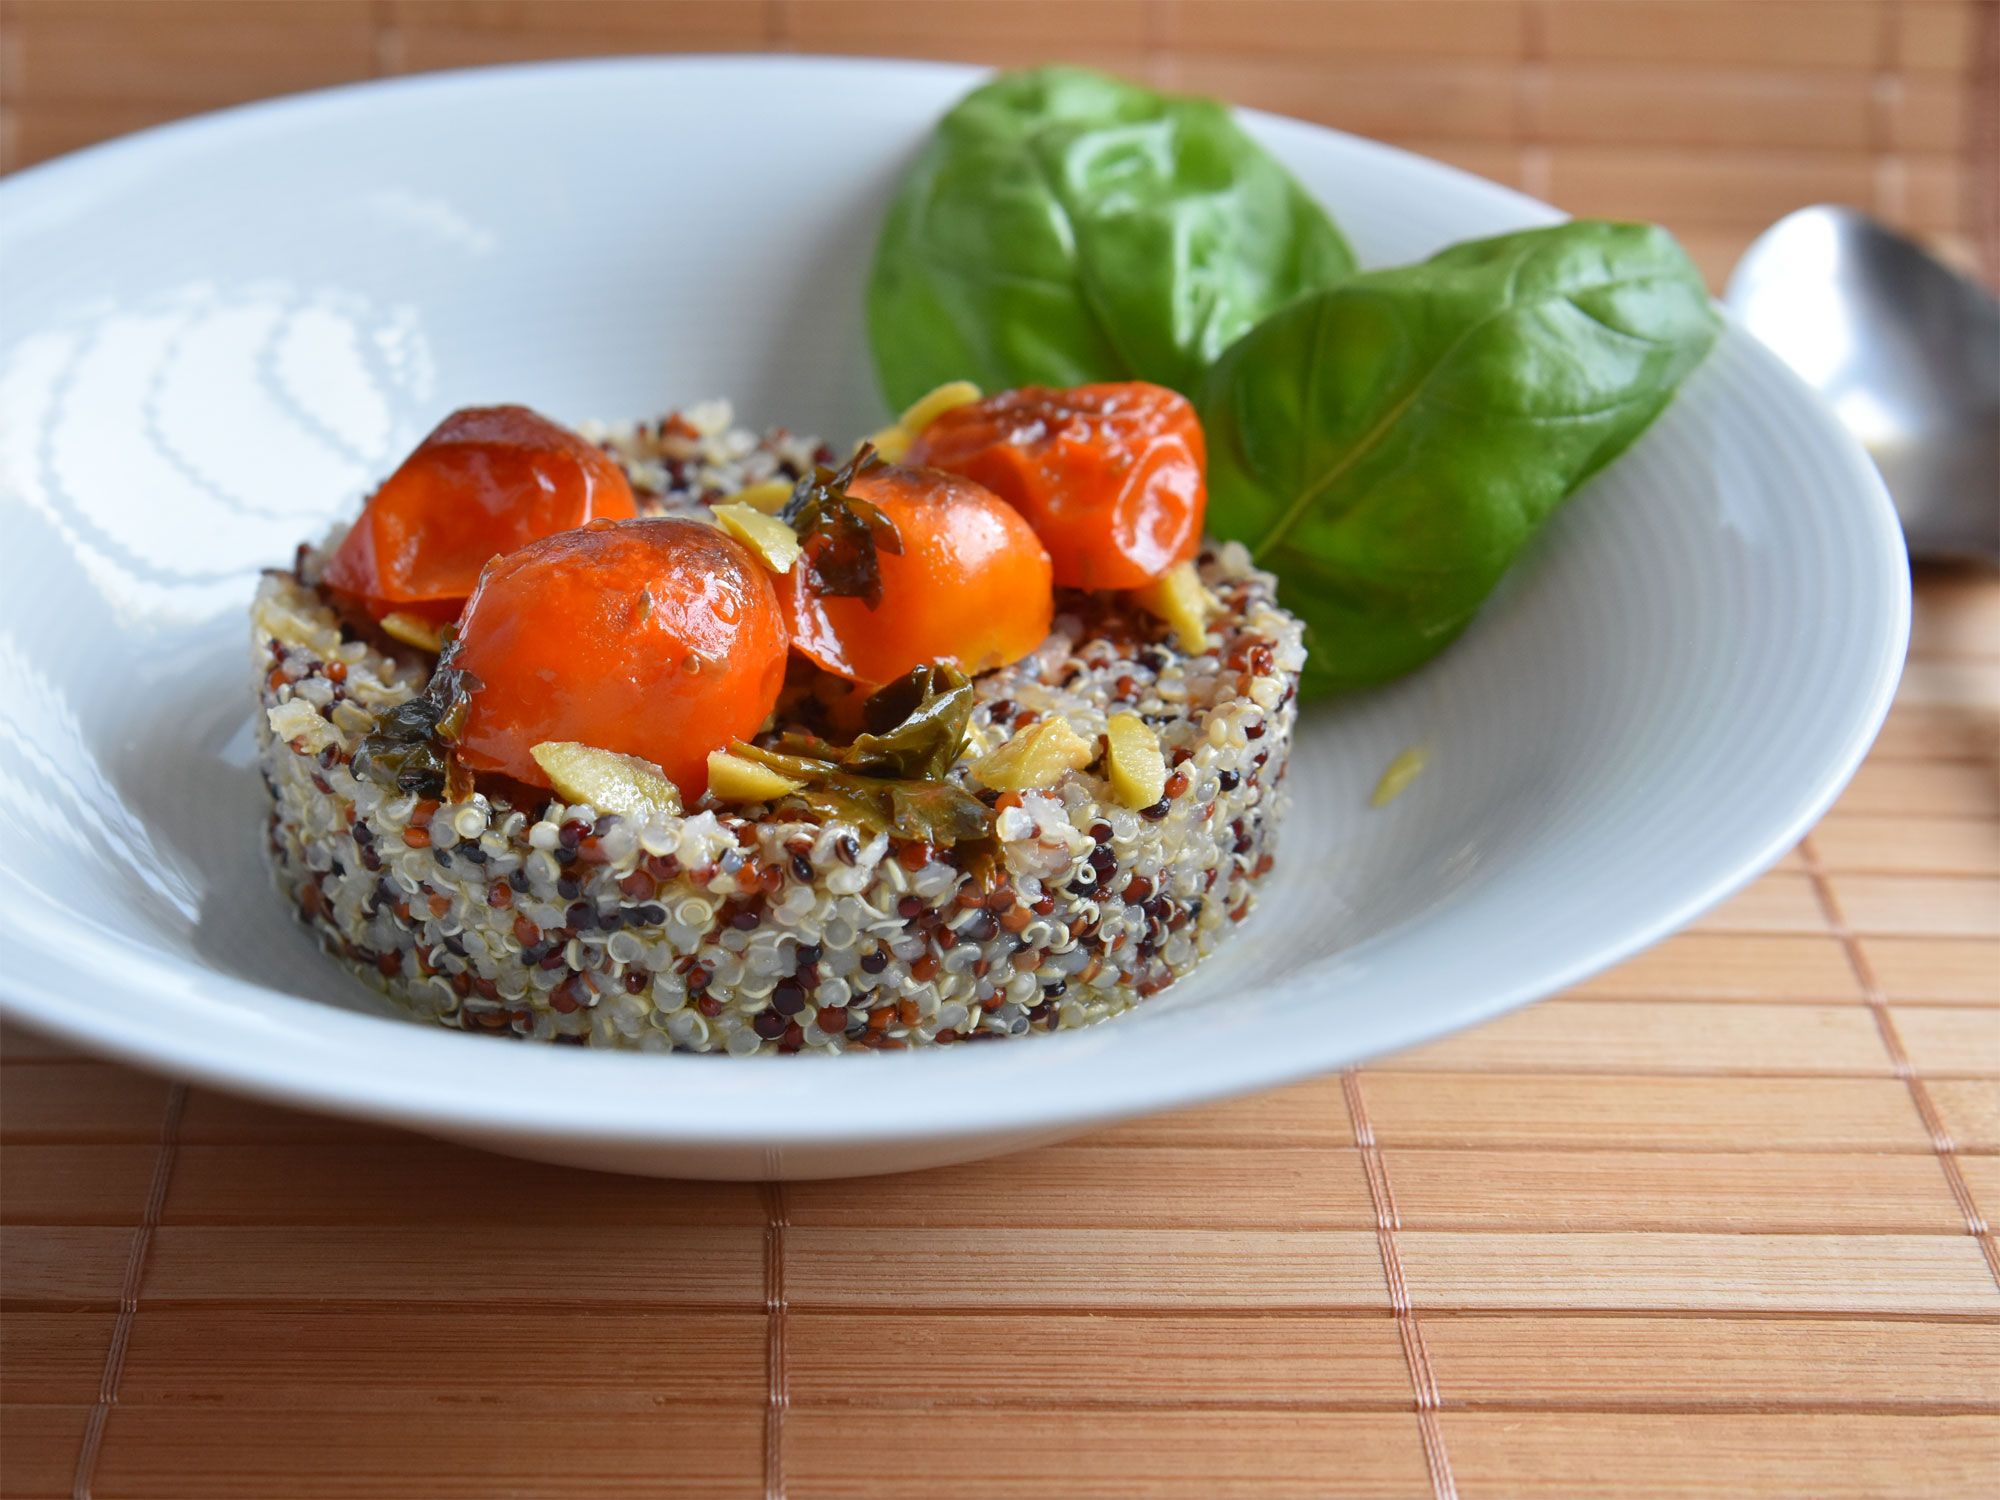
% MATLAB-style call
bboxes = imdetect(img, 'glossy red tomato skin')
[450,519,787,797]
[781,464,1053,687]
[905,381,1206,590]
[323,405,636,619]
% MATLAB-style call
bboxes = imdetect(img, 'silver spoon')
[1726,205,1999,566]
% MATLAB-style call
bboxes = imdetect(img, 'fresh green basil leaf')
[1200,220,1720,697]
[867,65,1356,408]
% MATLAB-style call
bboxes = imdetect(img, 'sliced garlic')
[529,742,682,818]
[862,423,912,464]
[1135,561,1219,655]
[266,698,337,753]
[898,379,982,434]
[711,503,803,575]
[721,477,796,515]
[380,611,446,654]
[972,717,1094,792]
[1104,712,1167,809]
[1370,746,1430,808]
[705,748,805,804]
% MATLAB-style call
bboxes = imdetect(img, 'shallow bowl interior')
[0,57,1907,1177]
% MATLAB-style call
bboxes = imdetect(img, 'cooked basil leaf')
[843,665,976,781]
[783,445,903,609]
[1200,220,1720,697]
[885,779,994,847]
[731,664,989,846]
[355,643,481,799]
[868,65,1356,407]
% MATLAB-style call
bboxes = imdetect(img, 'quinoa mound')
[253,402,1304,1052]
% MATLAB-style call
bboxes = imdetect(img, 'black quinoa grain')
[566,901,596,931]
[634,904,667,925]
[771,981,807,1016]
[730,907,761,931]
[1140,798,1171,821]
[795,942,822,967]
[460,845,487,865]
[1218,769,1241,791]
[753,1010,788,1040]
[790,854,814,883]
[834,834,859,866]
[860,949,888,974]
[557,874,582,899]
[557,819,587,850]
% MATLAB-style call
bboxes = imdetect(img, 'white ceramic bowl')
[0,57,1907,1178]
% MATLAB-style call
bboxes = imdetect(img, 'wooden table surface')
[2,569,1996,1497]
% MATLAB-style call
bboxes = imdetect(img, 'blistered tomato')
[783,464,1053,687]
[450,519,787,796]
[905,381,1205,590]
[323,405,636,622]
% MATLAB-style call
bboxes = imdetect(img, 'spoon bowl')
[1726,205,1999,566]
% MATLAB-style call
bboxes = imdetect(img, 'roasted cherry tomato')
[905,381,1206,590]
[324,405,636,622]
[450,518,787,796]
[783,464,1053,687]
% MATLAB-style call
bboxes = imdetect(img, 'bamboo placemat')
[3,4,1998,1494]
[1,0,1994,288]
[2,572,1996,1496]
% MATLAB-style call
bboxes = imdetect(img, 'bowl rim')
[0,53,1911,1150]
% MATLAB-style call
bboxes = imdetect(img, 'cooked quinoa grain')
[254,402,1304,1052]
